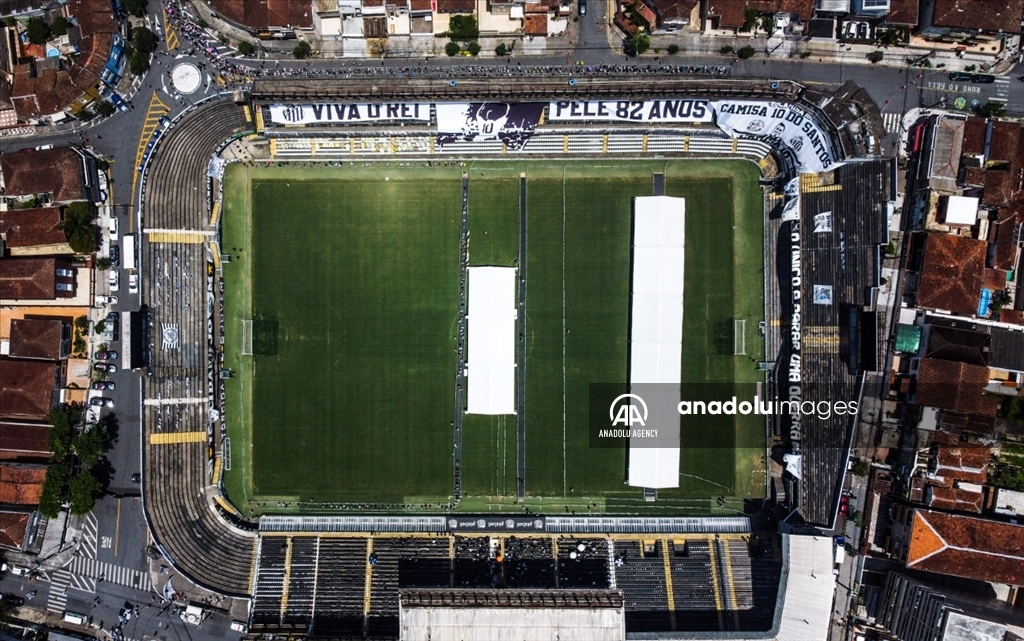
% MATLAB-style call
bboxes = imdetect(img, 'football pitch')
[221,159,766,516]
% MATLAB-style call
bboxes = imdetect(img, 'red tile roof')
[0,421,50,460]
[917,233,986,316]
[524,13,548,35]
[9,318,64,361]
[208,0,313,29]
[436,0,475,12]
[0,258,58,300]
[0,463,45,505]
[1,148,84,203]
[886,0,919,25]
[927,486,984,512]
[906,510,1024,584]
[934,444,990,484]
[933,0,1024,32]
[0,207,67,250]
[0,359,57,421]
[989,121,1020,164]
[0,510,28,549]
[914,358,998,415]
[709,0,812,29]
[409,0,432,10]
[961,117,987,157]
[646,0,698,21]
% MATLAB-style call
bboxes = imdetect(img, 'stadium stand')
[141,99,257,596]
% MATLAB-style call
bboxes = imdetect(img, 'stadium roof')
[466,267,516,415]
[628,196,684,490]
[399,589,624,641]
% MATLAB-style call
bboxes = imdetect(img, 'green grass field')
[221,160,766,516]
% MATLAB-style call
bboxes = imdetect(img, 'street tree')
[980,101,1007,118]
[61,201,98,254]
[624,32,650,57]
[737,45,756,59]
[293,40,312,59]
[496,43,508,56]
[448,14,479,40]
[238,41,255,56]
[69,472,102,515]
[445,41,461,56]
[124,0,148,17]
[72,427,110,470]
[467,41,481,56]
[132,26,159,53]
[867,50,884,63]
[39,463,70,519]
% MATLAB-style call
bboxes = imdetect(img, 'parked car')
[0,594,24,607]
[130,473,141,484]
[1,564,30,576]
[949,71,973,81]
[94,350,118,360]
[93,363,117,373]
[839,494,850,516]
[89,397,114,408]
[109,245,120,267]
[971,73,996,83]
[109,270,119,292]
[129,273,139,294]
[91,381,115,391]
[105,312,119,325]
[95,295,118,305]
[109,216,119,240]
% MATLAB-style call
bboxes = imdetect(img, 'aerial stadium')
[136,74,893,639]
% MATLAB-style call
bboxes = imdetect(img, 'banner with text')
[547,100,714,124]
[711,101,836,174]
[435,102,545,151]
[268,103,431,125]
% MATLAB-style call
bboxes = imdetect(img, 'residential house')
[0,509,30,550]
[911,233,986,317]
[9,318,69,361]
[0,257,77,302]
[0,420,50,461]
[0,461,45,505]
[1,147,88,204]
[0,358,59,421]
[0,207,73,256]
[207,0,314,31]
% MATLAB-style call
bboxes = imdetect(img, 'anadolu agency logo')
[609,393,648,426]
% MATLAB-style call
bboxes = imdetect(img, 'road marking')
[129,93,170,224]
[114,497,121,557]
[80,512,98,559]
[881,112,903,134]
[149,431,207,444]
[70,557,153,592]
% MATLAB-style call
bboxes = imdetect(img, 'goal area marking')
[242,319,254,356]
[733,319,746,356]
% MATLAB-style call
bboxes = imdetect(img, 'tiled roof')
[646,0,698,21]
[917,233,986,316]
[961,116,988,157]
[436,0,475,11]
[992,212,1020,271]
[208,0,313,29]
[524,13,548,35]
[925,324,990,366]
[886,0,919,25]
[934,444,990,484]
[0,258,57,301]
[0,359,56,421]
[932,0,1024,32]
[914,357,998,415]
[1,148,84,202]
[709,0,812,29]
[906,510,1024,584]
[409,0,432,10]
[0,463,45,505]
[0,510,28,549]
[0,421,50,460]
[926,486,983,513]
[989,121,1020,164]
[9,318,64,361]
[0,207,67,250]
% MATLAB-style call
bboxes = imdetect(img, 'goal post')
[733,318,747,356]
[241,319,254,356]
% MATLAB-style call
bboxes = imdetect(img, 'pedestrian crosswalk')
[80,513,98,560]
[70,557,153,593]
[47,569,71,613]
[882,112,903,134]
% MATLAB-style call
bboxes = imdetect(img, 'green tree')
[495,42,508,56]
[467,41,481,56]
[238,40,255,56]
[980,101,1007,118]
[52,16,70,37]
[132,26,159,53]
[129,48,150,76]
[39,463,70,518]
[851,460,870,477]
[95,256,112,270]
[760,15,775,34]
[69,472,102,515]
[667,44,680,55]
[719,44,734,55]
[72,427,109,470]
[448,14,479,40]
[95,100,115,118]
[26,17,50,45]
[624,32,650,57]
[96,158,110,171]
[867,50,884,63]
[292,40,312,59]
[124,0,148,17]
[61,201,98,254]
[445,40,461,56]
[737,45,756,59]
[740,6,758,32]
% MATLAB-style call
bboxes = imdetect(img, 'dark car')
[95,350,118,360]
[89,397,114,408]
[91,381,115,391]
[839,494,850,516]
[109,245,120,267]
[0,594,24,607]
[971,73,996,83]
[105,312,119,324]
[948,71,972,81]
[93,363,117,373]
[130,473,141,483]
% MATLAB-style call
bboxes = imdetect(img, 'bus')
[123,234,136,271]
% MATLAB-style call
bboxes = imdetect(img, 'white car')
[95,295,118,306]
[109,270,119,292]
[109,216,119,240]
[128,273,139,294]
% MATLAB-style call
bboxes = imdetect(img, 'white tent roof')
[467,267,517,415]
[627,196,684,489]
[945,195,979,226]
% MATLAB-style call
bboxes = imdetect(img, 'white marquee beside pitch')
[628,196,685,490]
[467,267,517,415]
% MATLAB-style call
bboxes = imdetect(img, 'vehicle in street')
[91,381,116,390]
[949,71,972,81]
[1,594,23,607]
[64,612,88,626]
[1,564,30,576]
[129,272,139,294]
[95,350,118,360]
[971,73,996,83]
[579,0,586,14]
[231,621,248,633]
[109,245,120,267]
[106,311,119,324]
[34,144,53,150]
[131,472,141,483]
[109,269,119,291]
[109,216,119,240]
[110,93,130,113]
[95,295,118,305]
[90,397,114,407]
[93,363,117,373]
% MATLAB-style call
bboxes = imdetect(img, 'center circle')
[171,62,202,94]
